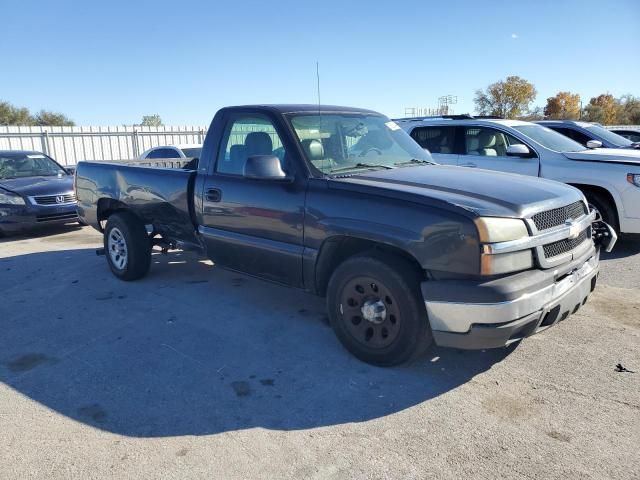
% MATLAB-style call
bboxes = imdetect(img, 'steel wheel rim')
[339,275,401,349]
[107,227,128,270]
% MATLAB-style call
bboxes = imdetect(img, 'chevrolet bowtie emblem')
[566,220,581,240]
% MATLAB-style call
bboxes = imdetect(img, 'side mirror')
[586,140,602,149]
[244,155,291,180]
[506,144,531,157]
[65,166,76,175]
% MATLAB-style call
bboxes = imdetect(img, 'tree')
[544,91,581,120]
[33,110,75,126]
[0,100,75,126]
[0,101,33,125]
[616,94,640,125]
[141,114,163,127]
[583,94,618,124]
[474,76,537,119]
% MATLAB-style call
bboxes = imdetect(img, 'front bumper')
[422,248,600,350]
[0,203,78,234]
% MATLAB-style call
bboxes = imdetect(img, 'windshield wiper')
[394,158,435,166]
[328,163,396,174]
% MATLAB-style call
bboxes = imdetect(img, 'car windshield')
[585,124,634,147]
[181,147,202,158]
[288,113,434,174]
[513,125,586,152]
[0,153,67,179]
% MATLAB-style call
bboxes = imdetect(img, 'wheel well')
[314,236,424,296]
[96,199,134,231]
[568,183,619,225]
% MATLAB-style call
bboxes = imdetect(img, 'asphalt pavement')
[0,226,638,479]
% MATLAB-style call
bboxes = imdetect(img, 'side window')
[567,129,591,146]
[410,126,455,154]
[550,127,589,146]
[463,127,522,157]
[216,116,286,175]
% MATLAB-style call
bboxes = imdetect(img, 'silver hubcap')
[107,227,128,270]
[361,298,387,325]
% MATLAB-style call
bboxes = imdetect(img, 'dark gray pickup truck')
[76,104,616,366]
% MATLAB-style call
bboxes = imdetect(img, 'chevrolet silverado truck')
[75,105,616,366]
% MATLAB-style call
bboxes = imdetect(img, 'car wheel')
[326,252,432,366]
[586,193,619,233]
[104,211,151,281]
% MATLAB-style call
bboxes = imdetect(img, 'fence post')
[40,130,50,155]
[132,129,139,158]
[198,128,205,144]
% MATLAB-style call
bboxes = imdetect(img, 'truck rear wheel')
[326,252,432,366]
[104,212,151,281]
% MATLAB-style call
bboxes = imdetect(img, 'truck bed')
[75,161,200,247]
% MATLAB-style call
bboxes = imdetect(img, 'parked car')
[535,120,640,149]
[0,150,78,236]
[609,128,640,143]
[139,144,202,160]
[76,105,615,366]
[398,116,640,235]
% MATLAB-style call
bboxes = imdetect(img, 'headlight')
[481,250,533,275]
[474,217,529,243]
[0,190,25,205]
[628,174,640,188]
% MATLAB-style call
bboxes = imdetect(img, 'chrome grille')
[532,201,586,231]
[543,229,588,258]
[33,193,76,205]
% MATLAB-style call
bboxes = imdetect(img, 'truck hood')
[0,175,74,196]
[329,165,582,218]
[563,148,640,165]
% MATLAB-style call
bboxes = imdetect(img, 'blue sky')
[2,0,639,125]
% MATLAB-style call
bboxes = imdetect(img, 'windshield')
[181,147,202,158]
[513,125,586,152]
[585,124,634,147]
[0,153,67,179]
[288,113,433,174]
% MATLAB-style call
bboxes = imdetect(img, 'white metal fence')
[0,125,208,166]
[1,124,638,167]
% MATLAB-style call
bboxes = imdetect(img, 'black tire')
[103,211,151,281]
[585,192,618,233]
[326,252,432,366]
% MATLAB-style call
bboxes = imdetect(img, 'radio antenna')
[316,61,321,110]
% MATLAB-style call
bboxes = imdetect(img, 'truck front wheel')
[326,252,432,366]
[104,212,151,281]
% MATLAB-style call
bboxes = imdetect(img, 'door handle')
[205,188,222,202]
[459,162,477,168]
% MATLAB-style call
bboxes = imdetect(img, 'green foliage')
[140,114,163,127]
[33,110,75,126]
[474,76,537,119]
[0,100,75,126]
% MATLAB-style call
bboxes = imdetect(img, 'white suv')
[397,115,640,235]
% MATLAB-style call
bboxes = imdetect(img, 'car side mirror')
[65,167,76,175]
[244,155,291,181]
[586,140,602,149]
[506,144,531,157]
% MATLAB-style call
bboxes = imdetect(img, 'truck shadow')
[0,248,515,438]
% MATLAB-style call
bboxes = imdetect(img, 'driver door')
[199,112,307,286]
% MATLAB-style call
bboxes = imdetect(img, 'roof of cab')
[221,104,383,115]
